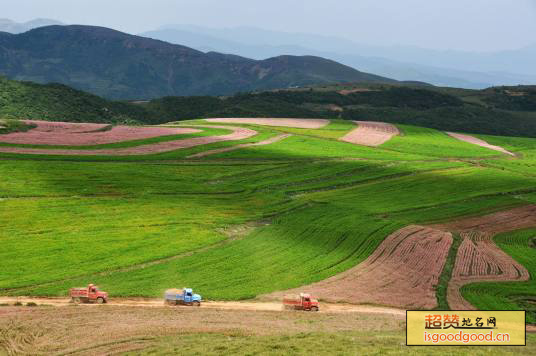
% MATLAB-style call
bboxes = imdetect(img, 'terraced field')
[0,118,534,321]
[463,227,536,322]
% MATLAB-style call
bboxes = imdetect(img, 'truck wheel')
[311,306,319,312]
[72,297,81,305]
[96,298,105,304]
[193,301,201,307]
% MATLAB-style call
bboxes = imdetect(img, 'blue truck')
[164,288,202,306]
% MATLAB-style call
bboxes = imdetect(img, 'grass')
[132,332,536,355]
[0,119,535,312]
[303,166,535,215]
[0,118,35,134]
[382,125,502,158]
[435,234,462,310]
[263,119,357,139]
[206,134,428,161]
[3,304,533,355]
[0,124,281,162]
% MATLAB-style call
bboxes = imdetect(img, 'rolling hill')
[0,25,394,99]
[1,76,536,137]
[0,116,534,324]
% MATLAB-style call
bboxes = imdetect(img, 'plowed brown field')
[0,125,257,156]
[447,231,529,310]
[446,132,515,156]
[266,225,453,309]
[433,205,536,310]
[204,118,330,129]
[0,120,201,145]
[340,121,399,146]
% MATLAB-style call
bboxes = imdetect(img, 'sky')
[2,0,536,51]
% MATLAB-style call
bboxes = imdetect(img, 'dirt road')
[0,297,405,317]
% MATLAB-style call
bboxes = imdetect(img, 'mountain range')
[141,25,536,89]
[0,25,394,99]
[1,19,534,98]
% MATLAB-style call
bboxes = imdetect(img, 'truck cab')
[182,288,201,304]
[300,293,319,311]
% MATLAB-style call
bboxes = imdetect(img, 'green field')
[1,120,535,319]
[134,331,536,355]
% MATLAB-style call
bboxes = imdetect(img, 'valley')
[0,13,535,354]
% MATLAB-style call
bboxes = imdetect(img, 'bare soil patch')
[266,225,452,309]
[0,125,257,156]
[432,205,536,310]
[188,134,292,158]
[205,118,330,129]
[0,120,201,146]
[446,132,515,156]
[432,205,536,235]
[340,121,400,146]
[0,304,402,355]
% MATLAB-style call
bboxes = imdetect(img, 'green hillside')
[0,76,148,123]
[1,76,536,137]
[0,118,534,322]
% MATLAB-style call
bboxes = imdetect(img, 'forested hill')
[0,25,393,99]
[1,76,535,138]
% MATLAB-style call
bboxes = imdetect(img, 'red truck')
[283,293,319,311]
[69,284,108,304]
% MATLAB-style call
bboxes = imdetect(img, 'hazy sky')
[3,0,536,51]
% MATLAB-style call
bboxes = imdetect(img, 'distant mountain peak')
[0,18,64,34]
[0,24,395,99]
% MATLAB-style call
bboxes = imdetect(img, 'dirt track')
[340,121,399,146]
[266,226,452,309]
[446,132,515,156]
[204,118,330,129]
[0,297,405,317]
[0,125,257,156]
[187,134,292,158]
